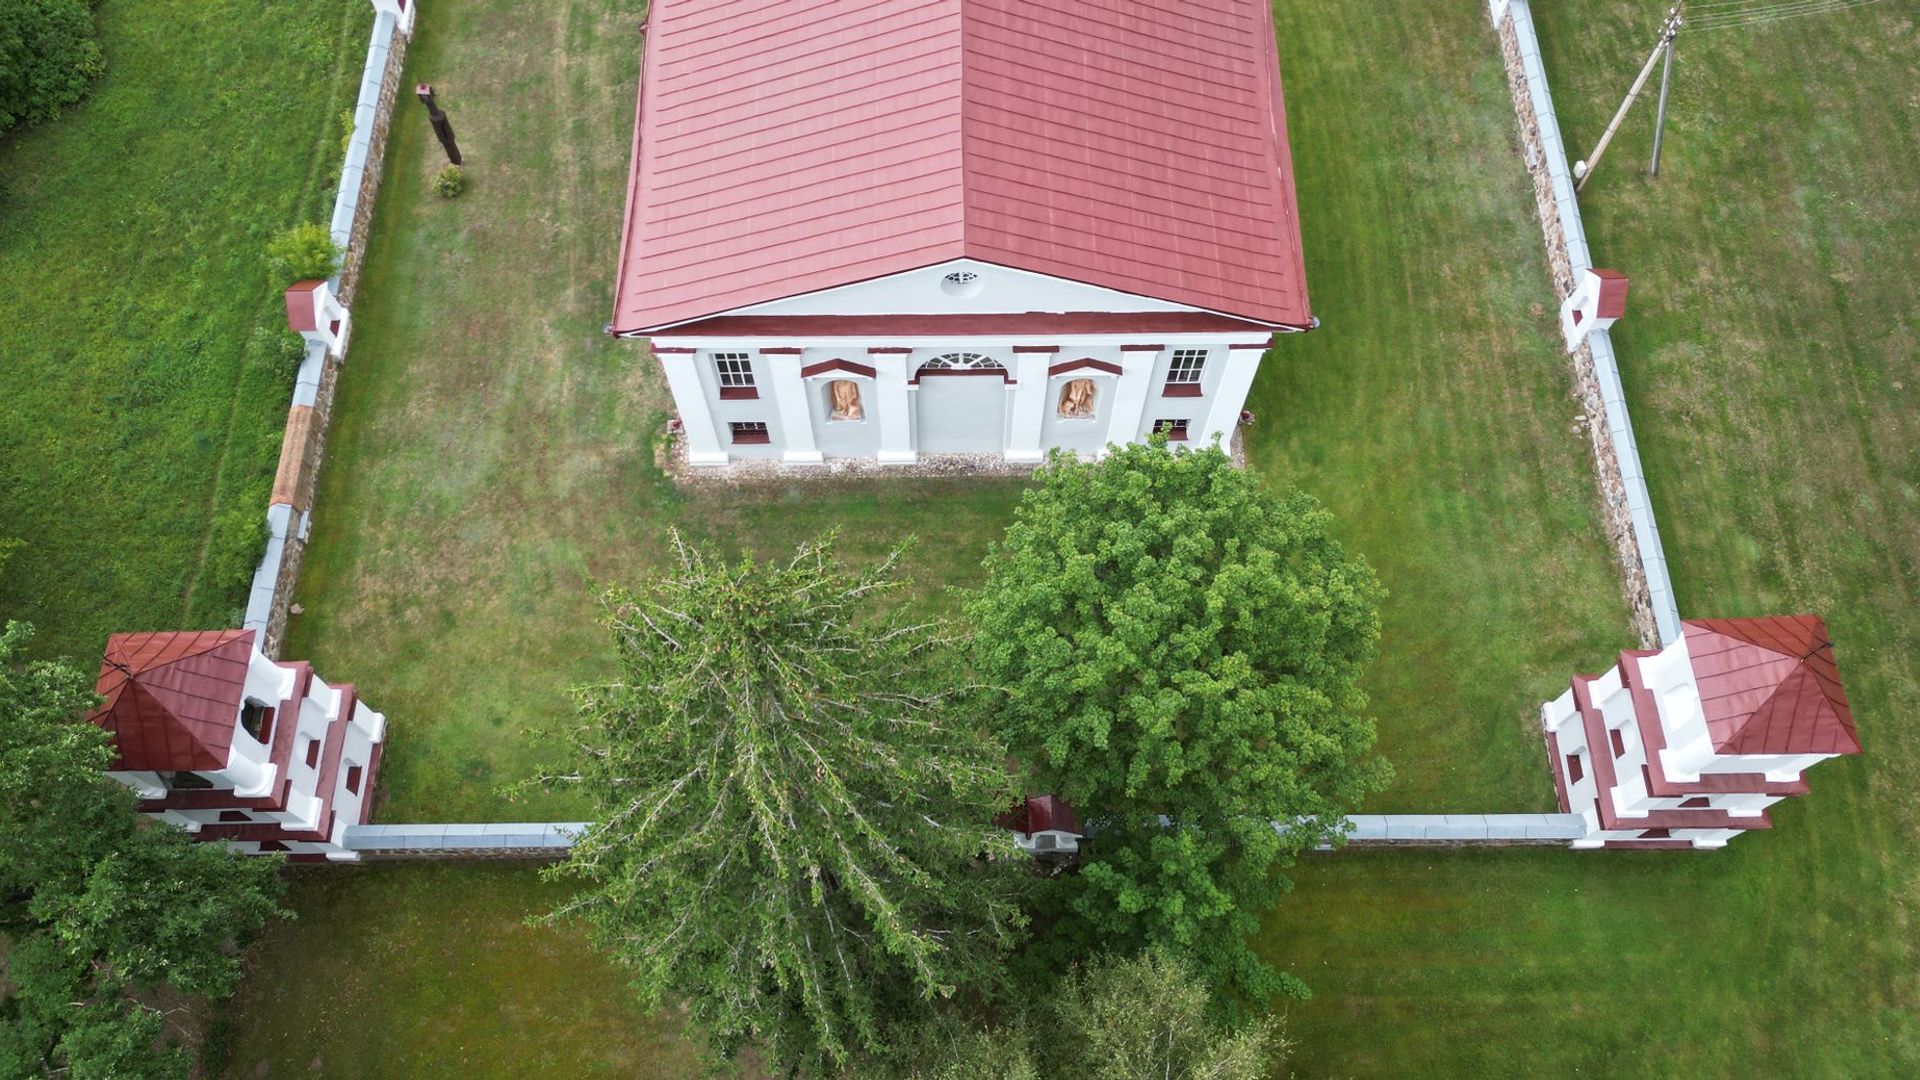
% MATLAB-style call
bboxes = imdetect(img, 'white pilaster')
[1201,346,1262,448]
[371,0,416,35]
[874,353,916,464]
[660,356,728,465]
[1106,350,1156,449]
[1004,352,1051,462]
[769,356,823,464]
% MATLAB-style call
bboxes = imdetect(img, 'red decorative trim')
[800,358,877,379]
[718,386,759,400]
[1162,383,1205,398]
[760,347,804,355]
[1049,358,1123,377]
[731,430,772,445]
[1013,345,1060,354]
[909,368,1014,385]
[651,346,696,355]
[867,346,914,354]
[634,312,1285,338]
[1227,341,1272,350]
[1120,344,1164,352]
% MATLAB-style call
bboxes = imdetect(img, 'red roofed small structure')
[613,0,1313,469]
[92,630,254,771]
[90,630,386,862]
[996,794,1085,856]
[1542,615,1861,849]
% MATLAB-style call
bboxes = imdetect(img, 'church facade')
[611,0,1313,467]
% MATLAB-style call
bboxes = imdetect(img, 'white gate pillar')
[370,0,416,35]
[284,280,351,358]
[1004,350,1052,463]
[872,351,916,464]
[769,354,823,464]
[657,349,727,466]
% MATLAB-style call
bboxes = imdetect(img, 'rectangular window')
[240,700,273,744]
[305,736,321,769]
[1680,796,1711,808]
[345,764,363,795]
[1152,418,1190,442]
[728,421,771,445]
[714,353,757,399]
[1566,754,1584,784]
[218,810,251,823]
[1609,728,1627,757]
[1163,349,1207,396]
[163,771,214,791]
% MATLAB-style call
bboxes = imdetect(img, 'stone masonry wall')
[1495,6,1664,647]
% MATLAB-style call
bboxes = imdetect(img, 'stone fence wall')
[332,815,1591,862]
[1491,0,1682,648]
[244,8,413,657]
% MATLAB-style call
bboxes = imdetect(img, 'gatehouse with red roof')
[612,0,1312,467]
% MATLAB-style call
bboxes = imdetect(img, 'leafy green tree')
[0,0,104,135]
[0,621,287,1078]
[532,532,1026,1073]
[967,442,1389,1010]
[878,950,1285,1080]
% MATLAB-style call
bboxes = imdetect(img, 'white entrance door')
[914,354,1008,453]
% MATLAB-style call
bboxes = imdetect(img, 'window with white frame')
[713,352,757,398]
[1152,418,1191,442]
[1164,348,1207,395]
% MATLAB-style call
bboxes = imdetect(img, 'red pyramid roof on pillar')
[285,280,323,332]
[1590,268,1629,318]
[611,0,1310,334]
[1684,616,1859,756]
[88,630,254,771]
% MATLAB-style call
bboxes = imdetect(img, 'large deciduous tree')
[533,532,1025,1073]
[967,442,1389,1010]
[0,621,287,1078]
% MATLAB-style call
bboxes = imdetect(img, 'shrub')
[338,108,356,161]
[264,223,340,290]
[0,0,105,135]
[203,501,269,599]
[246,324,308,388]
[433,164,465,198]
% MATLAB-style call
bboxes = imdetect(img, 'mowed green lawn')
[0,1,372,660]
[218,1,1641,1075]
[1257,1,1920,1075]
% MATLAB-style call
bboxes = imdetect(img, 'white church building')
[89,630,385,861]
[611,0,1313,467]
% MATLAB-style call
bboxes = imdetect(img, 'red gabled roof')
[1684,616,1859,757]
[612,0,1310,334]
[90,630,254,771]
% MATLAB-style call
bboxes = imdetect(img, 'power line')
[1690,0,1888,31]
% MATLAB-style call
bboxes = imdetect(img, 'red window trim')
[1161,382,1204,398]
[718,386,758,400]
[731,430,771,445]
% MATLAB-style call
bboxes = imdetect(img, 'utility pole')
[415,84,463,166]
[1574,4,1683,192]
[1648,8,1680,176]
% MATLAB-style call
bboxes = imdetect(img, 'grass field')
[0,0,372,661]
[1256,1,1920,1074]
[214,1,1640,1075]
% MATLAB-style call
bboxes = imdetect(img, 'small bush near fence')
[246,325,308,391]
[205,486,272,607]
[0,0,105,135]
[434,165,466,198]
[265,223,342,290]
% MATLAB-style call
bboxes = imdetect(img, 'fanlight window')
[917,352,1005,374]
[826,379,863,422]
[1057,378,1097,418]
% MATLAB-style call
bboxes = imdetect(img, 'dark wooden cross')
[415,84,463,166]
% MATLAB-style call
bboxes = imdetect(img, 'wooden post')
[415,84,463,166]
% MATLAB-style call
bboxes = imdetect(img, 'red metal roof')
[994,794,1083,836]
[613,0,1309,334]
[1683,616,1859,757]
[89,630,254,771]
[1591,269,1629,319]
[284,280,322,333]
